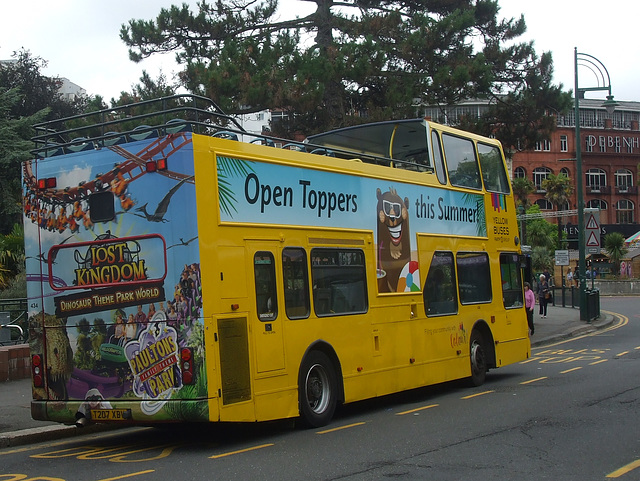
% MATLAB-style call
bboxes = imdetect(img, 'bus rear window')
[311,249,367,317]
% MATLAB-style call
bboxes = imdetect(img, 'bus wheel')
[469,330,487,387]
[298,351,337,428]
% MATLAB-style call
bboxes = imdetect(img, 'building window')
[533,167,551,191]
[534,141,542,151]
[616,200,634,224]
[585,136,594,153]
[543,139,551,151]
[587,199,607,210]
[535,199,553,210]
[514,167,526,179]
[615,169,633,191]
[560,167,571,177]
[560,135,568,152]
[586,168,606,192]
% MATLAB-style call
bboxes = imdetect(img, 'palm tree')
[542,173,574,249]
[512,177,534,209]
[604,232,628,277]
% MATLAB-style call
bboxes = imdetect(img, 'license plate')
[90,408,132,421]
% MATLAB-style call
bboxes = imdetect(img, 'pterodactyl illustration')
[168,236,198,249]
[134,175,194,223]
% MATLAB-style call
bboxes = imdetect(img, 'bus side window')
[442,134,482,190]
[500,253,524,308]
[424,252,458,316]
[457,252,492,304]
[478,143,510,193]
[254,252,277,321]
[283,247,310,319]
[311,248,368,317]
[431,131,447,185]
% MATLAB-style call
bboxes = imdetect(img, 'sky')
[1,0,637,103]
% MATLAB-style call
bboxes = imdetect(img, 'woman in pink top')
[524,282,535,335]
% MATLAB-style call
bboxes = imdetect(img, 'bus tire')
[469,330,487,387]
[298,351,337,428]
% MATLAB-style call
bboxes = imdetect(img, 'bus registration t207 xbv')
[24,95,529,429]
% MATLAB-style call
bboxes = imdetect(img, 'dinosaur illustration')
[30,312,73,401]
[134,175,194,223]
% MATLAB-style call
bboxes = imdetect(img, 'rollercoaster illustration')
[23,133,194,235]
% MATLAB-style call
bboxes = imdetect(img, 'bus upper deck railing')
[30,94,429,171]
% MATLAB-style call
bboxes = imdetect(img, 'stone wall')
[592,280,640,296]
[0,344,30,382]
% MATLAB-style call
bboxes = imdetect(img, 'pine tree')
[120,0,567,137]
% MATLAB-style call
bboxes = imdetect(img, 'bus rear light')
[32,354,44,387]
[37,177,57,189]
[180,347,194,385]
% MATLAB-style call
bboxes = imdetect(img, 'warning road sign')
[585,210,600,254]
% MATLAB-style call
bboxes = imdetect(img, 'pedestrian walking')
[524,282,535,335]
[537,274,550,318]
[566,267,573,286]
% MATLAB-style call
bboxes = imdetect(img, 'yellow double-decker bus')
[24,95,529,428]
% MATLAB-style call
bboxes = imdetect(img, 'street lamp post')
[574,48,618,321]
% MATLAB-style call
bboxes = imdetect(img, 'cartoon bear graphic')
[376,187,411,292]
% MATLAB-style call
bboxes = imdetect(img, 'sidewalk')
[0,305,613,448]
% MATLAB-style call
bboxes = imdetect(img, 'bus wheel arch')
[297,342,343,428]
[468,321,496,386]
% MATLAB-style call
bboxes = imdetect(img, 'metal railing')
[0,298,28,345]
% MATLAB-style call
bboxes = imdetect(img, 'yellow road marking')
[97,470,155,481]
[316,422,366,434]
[616,351,629,357]
[520,377,547,385]
[532,311,627,350]
[210,443,273,459]
[396,404,439,415]
[607,458,640,478]
[589,359,608,365]
[520,357,541,364]
[560,367,582,374]
[461,391,494,400]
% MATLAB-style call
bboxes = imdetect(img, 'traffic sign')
[585,210,600,254]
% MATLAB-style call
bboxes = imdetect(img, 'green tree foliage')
[604,232,628,277]
[512,176,534,209]
[525,204,557,251]
[120,0,562,137]
[0,50,85,235]
[542,172,574,249]
[531,245,553,274]
[458,52,572,160]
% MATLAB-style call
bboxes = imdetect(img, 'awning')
[625,230,640,246]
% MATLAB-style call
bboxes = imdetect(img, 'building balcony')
[615,185,638,195]
[586,185,611,194]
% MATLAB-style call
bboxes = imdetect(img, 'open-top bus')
[24,95,529,428]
